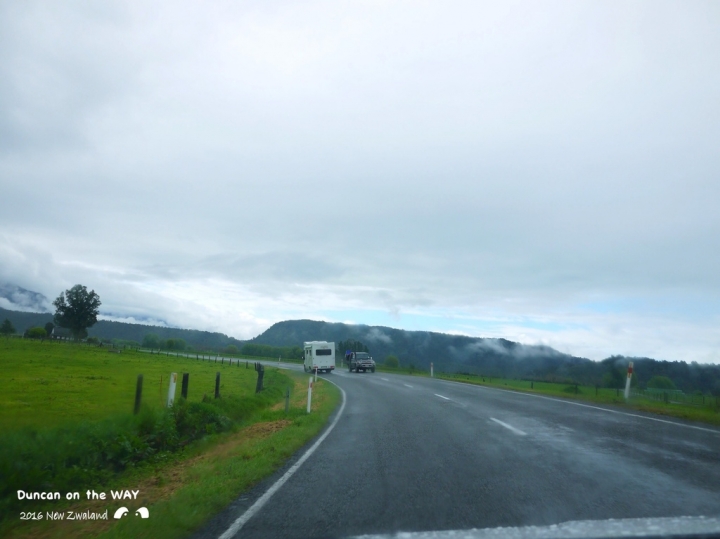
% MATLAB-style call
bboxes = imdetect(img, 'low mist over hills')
[0,307,243,351]
[3,301,719,393]
[251,319,582,372]
[251,320,720,394]
[0,284,52,313]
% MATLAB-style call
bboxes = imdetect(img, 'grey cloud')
[0,283,53,313]
[1,1,719,360]
[0,284,52,313]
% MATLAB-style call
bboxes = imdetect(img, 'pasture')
[0,339,261,430]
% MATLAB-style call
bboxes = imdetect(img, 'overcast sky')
[1,1,719,362]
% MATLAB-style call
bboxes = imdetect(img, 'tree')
[142,333,161,349]
[337,339,369,354]
[224,345,238,355]
[165,338,186,351]
[44,322,54,336]
[385,355,399,368]
[27,327,47,339]
[53,285,101,341]
[647,375,676,390]
[1,318,15,337]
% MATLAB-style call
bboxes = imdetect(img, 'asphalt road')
[194,364,720,539]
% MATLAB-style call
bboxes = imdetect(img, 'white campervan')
[303,341,335,373]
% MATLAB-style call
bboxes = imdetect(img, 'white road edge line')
[218,379,347,539]
[470,386,720,434]
[403,384,413,388]
[437,379,720,435]
[490,417,527,436]
[434,393,450,400]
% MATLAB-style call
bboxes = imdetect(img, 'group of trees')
[142,333,188,351]
[240,343,303,360]
[1,284,101,342]
[1,318,15,337]
[337,340,369,354]
[21,321,56,339]
[385,355,400,368]
[2,319,56,340]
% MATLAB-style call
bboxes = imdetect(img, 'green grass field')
[437,372,720,425]
[0,339,265,430]
[0,339,341,539]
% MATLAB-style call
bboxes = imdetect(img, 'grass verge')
[437,373,720,426]
[1,368,340,539]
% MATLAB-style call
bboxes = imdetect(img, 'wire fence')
[631,388,719,408]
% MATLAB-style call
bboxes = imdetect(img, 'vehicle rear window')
[315,349,332,356]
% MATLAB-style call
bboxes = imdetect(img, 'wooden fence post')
[134,374,143,415]
[215,372,221,399]
[181,373,189,399]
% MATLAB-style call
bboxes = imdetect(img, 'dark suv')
[346,352,376,373]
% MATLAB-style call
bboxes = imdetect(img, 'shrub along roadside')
[98,372,340,539]
[1,370,341,539]
[0,369,288,521]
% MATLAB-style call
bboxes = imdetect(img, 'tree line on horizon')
[3,291,720,396]
[251,320,720,395]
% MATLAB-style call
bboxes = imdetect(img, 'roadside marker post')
[307,377,313,413]
[314,366,318,382]
[167,372,177,408]
[624,361,634,400]
[431,362,434,378]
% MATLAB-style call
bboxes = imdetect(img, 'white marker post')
[624,361,634,400]
[307,377,313,413]
[431,362,434,378]
[167,372,177,407]
[314,366,318,382]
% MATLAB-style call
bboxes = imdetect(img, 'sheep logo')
[113,507,149,519]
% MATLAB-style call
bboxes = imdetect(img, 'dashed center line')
[403,384,413,388]
[490,417,527,436]
[381,378,389,381]
[434,393,450,400]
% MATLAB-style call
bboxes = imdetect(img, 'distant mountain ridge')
[2,293,718,393]
[0,307,243,351]
[251,319,720,393]
[0,284,52,313]
[250,319,589,375]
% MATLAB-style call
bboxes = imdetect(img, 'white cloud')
[1,1,719,362]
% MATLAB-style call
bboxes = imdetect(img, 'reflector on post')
[624,361,634,400]
[167,372,177,407]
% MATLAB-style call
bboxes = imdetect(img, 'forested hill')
[250,319,590,377]
[0,307,243,351]
[4,305,719,393]
[250,319,720,394]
